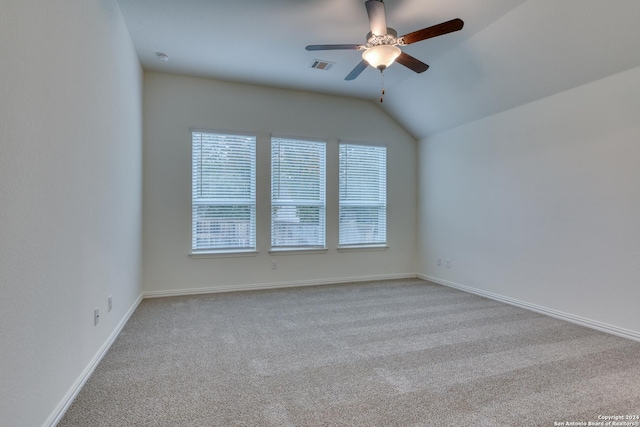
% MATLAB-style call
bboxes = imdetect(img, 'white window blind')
[271,137,326,249]
[192,131,256,252]
[339,143,387,246]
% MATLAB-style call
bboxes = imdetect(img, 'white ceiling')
[117,0,640,139]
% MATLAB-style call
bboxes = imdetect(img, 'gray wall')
[143,72,418,295]
[0,1,143,425]
[417,65,640,338]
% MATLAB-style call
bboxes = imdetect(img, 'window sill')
[337,245,389,253]
[189,250,259,259]
[269,248,328,256]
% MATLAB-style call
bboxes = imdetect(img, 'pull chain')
[380,69,385,103]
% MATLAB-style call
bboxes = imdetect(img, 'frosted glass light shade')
[362,45,401,69]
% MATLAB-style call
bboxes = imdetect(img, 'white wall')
[0,1,143,425]
[418,65,640,338]
[143,72,417,294]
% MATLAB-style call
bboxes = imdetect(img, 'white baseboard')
[418,274,640,343]
[46,293,143,427]
[143,273,418,299]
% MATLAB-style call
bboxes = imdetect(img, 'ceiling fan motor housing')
[366,28,399,47]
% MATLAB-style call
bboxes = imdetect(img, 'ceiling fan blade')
[400,18,464,45]
[345,60,369,81]
[306,44,363,51]
[395,52,429,73]
[365,0,387,36]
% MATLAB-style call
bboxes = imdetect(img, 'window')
[339,142,387,246]
[271,137,326,249]
[191,131,256,252]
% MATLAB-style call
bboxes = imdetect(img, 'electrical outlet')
[108,296,112,312]
[437,258,442,266]
[446,259,451,268]
[94,308,100,326]
[271,260,278,269]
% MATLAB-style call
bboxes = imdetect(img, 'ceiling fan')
[306,0,464,81]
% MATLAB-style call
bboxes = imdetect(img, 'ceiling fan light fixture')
[362,45,401,70]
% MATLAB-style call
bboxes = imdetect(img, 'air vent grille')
[310,60,335,71]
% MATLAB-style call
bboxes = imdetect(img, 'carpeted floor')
[59,278,640,426]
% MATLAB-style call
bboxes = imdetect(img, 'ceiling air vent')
[310,60,335,71]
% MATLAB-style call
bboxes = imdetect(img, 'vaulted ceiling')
[117,0,640,139]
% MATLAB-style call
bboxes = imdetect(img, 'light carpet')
[59,278,640,426]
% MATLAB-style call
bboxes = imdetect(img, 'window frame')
[270,135,327,252]
[190,129,257,255]
[338,140,388,248]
